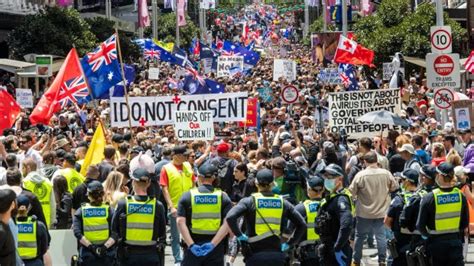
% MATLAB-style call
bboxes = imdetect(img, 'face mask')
[324,178,336,192]
[10,202,18,218]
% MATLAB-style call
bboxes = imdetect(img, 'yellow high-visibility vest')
[23,179,53,227]
[125,197,156,246]
[82,203,109,244]
[17,217,37,260]
[190,188,222,235]
[248,193,283,243]
[431,188,462,235]
[59,168,85,193]
[303,199,322,245]
[164,162,193,207]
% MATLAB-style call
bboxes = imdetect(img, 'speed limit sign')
[431,26,452,53]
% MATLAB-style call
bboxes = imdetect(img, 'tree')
[8,7,97,59]
[144,13,200,48]
[353,0,467,65]
[85,17,141,63]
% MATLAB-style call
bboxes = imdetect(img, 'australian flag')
[81,34,122,99]
[338,63,359,91]
[172,46,196,69]
[183,76,225,94]
[97,64,135,99]
[222,41,260,66]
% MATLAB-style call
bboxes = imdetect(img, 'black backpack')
[217,159,233,194]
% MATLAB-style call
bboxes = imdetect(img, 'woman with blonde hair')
[431,142,446,167]
[102,171,128,208]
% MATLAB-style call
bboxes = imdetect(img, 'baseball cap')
[256,169,274,185]
[198,163,218,178]
[454,166,469,178]
[130,146,145,154]
[420,165,437,180]
[401,169,419,185]
[112,134,124,143]
[399,144,415,155]
[131,168,151,182]
[307,175,324,190]
[459,128,472,134]
[216,143,231,153]
[436,162,455,176]
[87,181,104,194]
[17,195,30,207]
[321,164,344,178]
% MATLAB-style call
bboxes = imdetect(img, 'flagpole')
[115,28,135,140]
[175,0,180,47]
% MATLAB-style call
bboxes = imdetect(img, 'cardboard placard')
[15,88,33,108]
[273,59,296,82]
[174,111,214,140]
[452,100,474,132]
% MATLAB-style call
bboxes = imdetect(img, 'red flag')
[464,50,474,74]
[0,87,21,134]
[239,97,258,128]
[334,35,375,67]
[30,48,87,125]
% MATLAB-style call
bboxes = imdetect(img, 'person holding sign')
[176,162,233,266]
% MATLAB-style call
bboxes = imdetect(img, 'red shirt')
[159,163,197,187]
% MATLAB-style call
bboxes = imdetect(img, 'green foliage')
[85,17,141,63]
[7,6,97,59]
[354,1,467,65]
[144,13,200,48]
[303,17,336,46]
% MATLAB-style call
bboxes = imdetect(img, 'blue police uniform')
[177,184,233,266]
[387,192,414,266]
[16,216,49,266]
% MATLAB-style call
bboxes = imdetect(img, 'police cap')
[256,169,274,185]
[436,162,454,176]
[420,165,436,180]
[87,181,104,194]
[321,164,344,178]
[307,175,324,190]
[401,169,419,185]
[172,145,188,155]
[131,168,151,182]
[198,163,218,178]
[17,195,30,207]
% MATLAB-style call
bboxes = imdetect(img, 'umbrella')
[357,110,410,127]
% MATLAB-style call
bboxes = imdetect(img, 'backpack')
[217,159,233,194]
[347,157,363,186]
[399,192,423,232]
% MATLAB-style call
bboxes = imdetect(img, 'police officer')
[73,181,116,265]
[417,162,469,266]
[292,175,325,266]
[16,195,49,266]
[225,168,306,266]
[112,168,167,266]
[419,165,437,193]
[177,162,233,266]
[316,164,353,266]
[385,169,419,266]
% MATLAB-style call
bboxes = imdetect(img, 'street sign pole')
[322,0,327,32]
[436,0,444,27]
[152,0,158,40]
[342,0,347,36]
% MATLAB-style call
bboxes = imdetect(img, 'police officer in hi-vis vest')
[291,175,325,266]
[177,162,233,266]
[417,162,469,266]
[225,168,306,266]
[112,168,167,266]
[73,181,116,266]
[316,164,354,266]
[16,195,49,266]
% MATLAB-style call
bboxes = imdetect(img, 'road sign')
[281,85,299,104]
[431,26,452,54]
[426,53,460,89]
[434,88,454,109]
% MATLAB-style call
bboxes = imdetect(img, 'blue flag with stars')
[338,63,359,91]
[81,34,122,99]
[97,64,135,99]
[183,76,225,94]
[222,41,260,66]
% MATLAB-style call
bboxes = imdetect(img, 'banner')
[177,0,186,26]
[217,56,244,77]
[15,88,33,108]
[174,111,214,140]
[239,97,258,127]
[318,68,342,85]
[273,59,296,81]
[328,88,401,138]
[110,92,248,127]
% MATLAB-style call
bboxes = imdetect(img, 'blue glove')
[335,250,347,266]
[421,235,428,240]
[281,242,290,252]
[237,234,249,243]
[190,244,203,257]
[200,242,215,256]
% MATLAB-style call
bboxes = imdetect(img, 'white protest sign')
[383,63,394,81]
[217,56,244,77]
[110,92,248,128]
[328,88,401,139]
[431,26,452,54]
[148,68,160,80]
[201,58,213,74]
[15,88,33,108]
[174,111,214,141]
[426,53,460,89]
[273,59,296,81]
[318,68,342,84]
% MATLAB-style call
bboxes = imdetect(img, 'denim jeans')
[168,211,182,263]
[353,217,387,264]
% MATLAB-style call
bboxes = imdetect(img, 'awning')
[0,59,35,73]
[404,56,426,68]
